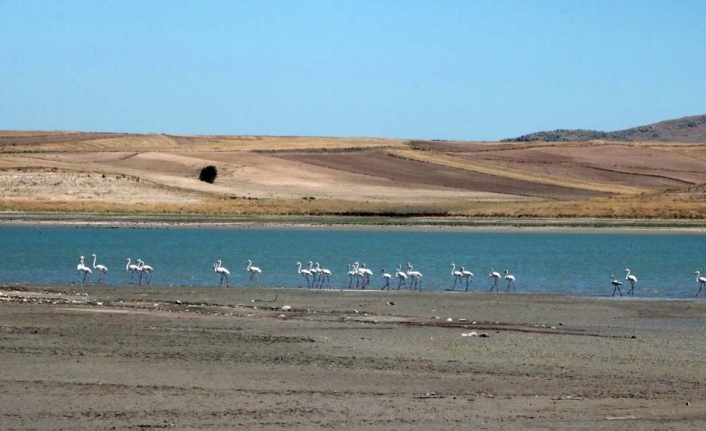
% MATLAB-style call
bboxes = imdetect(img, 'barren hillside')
[2,130,706,218]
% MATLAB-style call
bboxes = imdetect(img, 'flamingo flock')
[70,255,706,298]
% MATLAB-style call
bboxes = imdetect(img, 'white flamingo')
[137,259,154,285]
[395,265,408,290]
[380,268,392,291]
[347,263,357,289]
[91,253,108,283]
[695,271,706,297]
[352,262,367,289]
[610,274,623,297]
[246,260,261,286]
[214,260,230,287]
[316,262,332,289]
[406,262,423,291]
[359,263,373,289]
[450,263,463,290]
[76,256,92,284]
[125,258,139,283]
[308,261,319,286]
[296,262,312,288]
[460,267,474,291]
[624,268,637,295]
[489,268,501,292]
[504,269,516,292]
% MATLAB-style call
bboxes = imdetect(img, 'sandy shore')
[2,285,706,430]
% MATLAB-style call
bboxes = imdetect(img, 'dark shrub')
[199,165,218,184]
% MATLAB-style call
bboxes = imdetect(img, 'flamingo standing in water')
[450,263,463,291]
[296,262,312,288]
[624,268,637,295]
[610,274,623,297]
[347,264,357,289]
[395,265,408,290]
[125,258,139,284]
[359,263,373,289]
[308,261,319,286]
[406,262,423,291]
[316,263,332,289]
[460,267,474,291]
[488,268,501,292]
[137,259,154,285]
[246,260,261,286]
[214,260,230,287]
[380,268,392,291]
[91,253,108,283]
[504,269,516,292]
[76,256,92,284]
[695,271,706,297]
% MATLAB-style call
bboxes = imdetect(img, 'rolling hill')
[504,114,706,143]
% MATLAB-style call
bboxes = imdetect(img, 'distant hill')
[504,114,706,143]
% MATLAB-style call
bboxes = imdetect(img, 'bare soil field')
[2,131,706,218]
[2,285,706,430]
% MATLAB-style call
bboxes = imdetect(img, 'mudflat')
[2,285,706,430]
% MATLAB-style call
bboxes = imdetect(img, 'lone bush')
[199,165,218,184]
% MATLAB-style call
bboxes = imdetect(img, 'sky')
[0,1,704,141]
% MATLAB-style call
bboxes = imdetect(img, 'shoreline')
[3,212,706,233]
[2,283,706,429]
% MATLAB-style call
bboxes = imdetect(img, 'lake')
[1,226,705,298]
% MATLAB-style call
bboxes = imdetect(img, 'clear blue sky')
[1,1,704,141]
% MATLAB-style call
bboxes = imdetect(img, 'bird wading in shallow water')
[610,274,623,297]
[214,260,230,287]
[695,271,706,297]
[488,268,501,292]
[246,260,261,286]
[504,269,516,292]
[624,268,637,295]
[91,253,108,283]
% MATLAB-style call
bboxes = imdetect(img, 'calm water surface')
[2,226,705,299]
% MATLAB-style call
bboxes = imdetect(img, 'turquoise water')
[1,226,706,298]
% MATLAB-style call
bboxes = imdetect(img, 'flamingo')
[308,261,319,286]
[406,262,423,291]
[380,268,392,291]
[351,262,366,289]
[489,268,501,292]
[695,271,706,297]
[504,269,516,292]
[76,256,92,284]
[347,263,357,289]
[450,263,463,290]
[246,260,261,286]
[125,258,139,283]
[296,262,312,288]
[91,253,108,283]
[395,265,408,290]
[610,274,623,297]
[137,259,154,285]
[624,268,637,295]
[460,267,474,291]
[316,263,332,289]
[214,260,230,287]
[359,263,373,289]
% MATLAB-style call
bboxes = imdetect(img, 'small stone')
[686,401,691,406]
[175,300,183,305]
[446,318,453,322]
[386,301,395,306]
[479,333,490,338]
[281,305,292,311]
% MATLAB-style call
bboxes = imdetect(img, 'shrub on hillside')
[199,165,218,184]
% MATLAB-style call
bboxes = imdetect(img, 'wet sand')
[2,284,706,430]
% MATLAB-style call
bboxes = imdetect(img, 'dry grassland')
[1,131,706,220]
